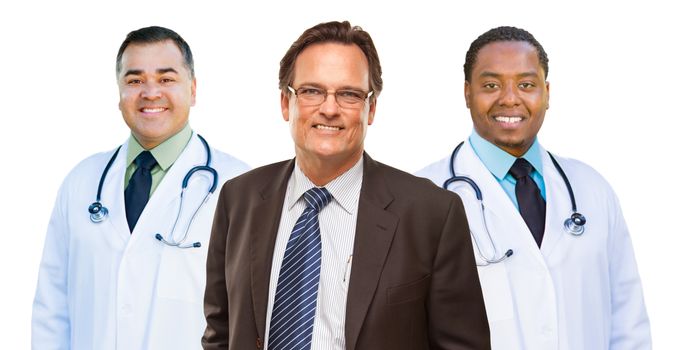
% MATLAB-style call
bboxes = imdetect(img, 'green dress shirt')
[124,124,192,195]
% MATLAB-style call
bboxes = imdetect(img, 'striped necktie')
[268,187,332,350]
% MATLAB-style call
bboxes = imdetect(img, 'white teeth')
[494,116,522,123]
[142,107,165,113]
[315,125,341,131]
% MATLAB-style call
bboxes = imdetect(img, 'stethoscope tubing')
[88,134,217,248]
[444,141,586,264]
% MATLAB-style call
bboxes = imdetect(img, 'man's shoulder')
[209,148,251,179]
[49,147,122,201]
[371,159,458,203]
[548,153,611,187]
[65,148,120,180]
[413,155,451,185]
[218,159,292,195]
[546,152,622,209]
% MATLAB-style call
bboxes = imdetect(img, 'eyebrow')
[123,67,179,77]
[157,67,178,75]
[297,82,367,91]
[478,71,540,79]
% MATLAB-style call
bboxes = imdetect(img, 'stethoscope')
[443,141,586,265]
[88,134,218,249]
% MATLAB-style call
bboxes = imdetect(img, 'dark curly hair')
[464,26,548,82]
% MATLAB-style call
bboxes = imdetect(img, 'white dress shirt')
[263,157,363,350]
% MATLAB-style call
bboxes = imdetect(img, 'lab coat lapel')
[130,134,206,245]
[456,142,546,265]
[251,160,294,340]
[345,154,399,350]
[101,141,132,243]
[539,148,572,257]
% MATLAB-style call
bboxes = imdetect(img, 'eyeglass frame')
[287,85,374,109]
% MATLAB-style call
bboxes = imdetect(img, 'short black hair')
[116,26,194,78]
[464,26,548,82]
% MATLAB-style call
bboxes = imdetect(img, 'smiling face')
[281,42,375,182]
[117,40,196,149]
[465,41,549,157]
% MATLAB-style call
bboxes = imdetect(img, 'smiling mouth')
[140,107,167,113]
[314,124,342,131]
[493,115,523,123]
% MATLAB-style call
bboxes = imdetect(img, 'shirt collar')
[287,156,364,215]
[469,129,544,180]
[126,123,193,171]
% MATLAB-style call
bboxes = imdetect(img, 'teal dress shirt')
[468,131,546,209]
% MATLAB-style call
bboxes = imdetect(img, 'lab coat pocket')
[156,246,206,303]
[477,263,514,322]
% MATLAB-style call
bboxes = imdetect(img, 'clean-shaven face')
[465,41,549,157]
[281,42,375,168]
[118,40,196,149]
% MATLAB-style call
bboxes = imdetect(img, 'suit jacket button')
[256,337,263,349]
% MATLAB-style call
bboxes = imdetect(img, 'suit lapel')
[250,160,295,340]
[345,154,399,350]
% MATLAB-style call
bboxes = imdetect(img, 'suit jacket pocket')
[387,274,431,305]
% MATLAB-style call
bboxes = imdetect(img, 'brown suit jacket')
[202,154,490,349]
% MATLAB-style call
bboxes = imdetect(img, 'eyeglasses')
[288,85,373,109]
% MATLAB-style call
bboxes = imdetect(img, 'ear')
[464,80,471,109]
[190,78,197,107]
[281,90,291,122]
[545,81,550,110]
[367,99,377,125]
[117,76,124,111]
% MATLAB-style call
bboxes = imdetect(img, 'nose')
[318,92,340,117]
[498,83,521,107]
[141,82,162,100]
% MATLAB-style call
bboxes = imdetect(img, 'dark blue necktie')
[124,151,157,232]
[509,158,546,247]
[268,187,332,350]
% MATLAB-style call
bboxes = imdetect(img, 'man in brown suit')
[202,21,490,350]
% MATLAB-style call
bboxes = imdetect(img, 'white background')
[1,0,680,347]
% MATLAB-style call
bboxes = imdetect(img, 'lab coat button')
[542,325,553,335]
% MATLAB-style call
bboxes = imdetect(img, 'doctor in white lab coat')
[416,27,651,349]
[32,27,249,350]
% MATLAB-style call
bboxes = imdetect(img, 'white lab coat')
[416,141,651,350]
[32,134,249,350]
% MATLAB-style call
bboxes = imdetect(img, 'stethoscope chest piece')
[563,212,586,236]
[88,202,109,223]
